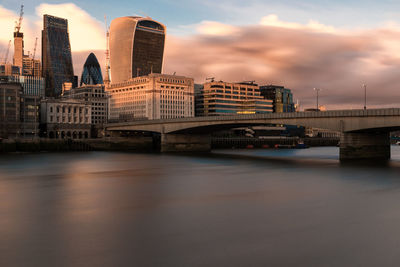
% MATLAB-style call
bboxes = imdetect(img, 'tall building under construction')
[109,16,166,83]
[42,14,74,97]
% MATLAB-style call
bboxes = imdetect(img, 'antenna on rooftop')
[206,77,215,82]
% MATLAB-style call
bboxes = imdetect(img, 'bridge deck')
[107,108,400,128]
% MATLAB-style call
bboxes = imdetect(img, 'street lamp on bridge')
[363,84,367,110]
[313,88,321,111]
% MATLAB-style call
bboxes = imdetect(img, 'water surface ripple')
[1,147,400,266]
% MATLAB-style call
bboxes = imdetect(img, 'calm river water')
[1,147,400,266]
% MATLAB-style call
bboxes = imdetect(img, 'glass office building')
[42,14,74,97]
[109,16,166,83]
[259,85,295,113]
[0,75,45,97]
[80,53,103,86]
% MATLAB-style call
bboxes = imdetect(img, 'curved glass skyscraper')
[109,16,166,84]
[80,53,103,86]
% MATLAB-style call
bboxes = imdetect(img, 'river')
[1,147,400,266]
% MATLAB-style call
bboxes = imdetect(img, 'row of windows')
[159,78,185,84]
[49,116,89,123]
[49,106,90,114]
[160,85,186,89]
[209,85,257,91]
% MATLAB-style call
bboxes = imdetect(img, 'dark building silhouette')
[42,14,74,97]
[109,16,166,83]
[259,85,295,113]
[80,53,103,86]
[0,82,22,138]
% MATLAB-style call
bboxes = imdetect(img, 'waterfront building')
[0,78,42,138]
[0,83,22,138]
[107,73,194,121]
[259,85,295,113]
[109,16,166,83]
[42,14,74,97]
[195,81,273,116]
[0,75,45,97]
[20,94,40,138]
[80,53,103,86]
[63,84,108,137]
[40,98,91,139]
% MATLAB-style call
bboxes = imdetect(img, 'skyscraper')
[13,31,23,72]
[109,16,166,84]
[42,14,74,97]
[80,53,103,86]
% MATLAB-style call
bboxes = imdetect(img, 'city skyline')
[1,2,400,108]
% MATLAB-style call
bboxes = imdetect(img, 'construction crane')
[32,37,38,60]
[3,40,11,64]
[206,77,215,82]
[104,15,111,84]
[14,4,24,33]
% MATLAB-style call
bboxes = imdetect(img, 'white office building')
[107,73,194,121]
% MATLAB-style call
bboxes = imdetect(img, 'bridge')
[106,108,400,161]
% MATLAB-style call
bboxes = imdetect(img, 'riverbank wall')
[0,137,155,153]
[0,136,339,153]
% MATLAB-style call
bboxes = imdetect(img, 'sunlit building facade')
[63,84,108,137]
[80,53,103,86]
[109,16,166,83]
[107,73,194,121]
[42,14,74,97]
[0,64,21,76]
[40,98,91,139]
[196,81,273,116]
[22,57,41,77]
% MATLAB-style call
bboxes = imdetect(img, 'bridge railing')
[106,108,400,127]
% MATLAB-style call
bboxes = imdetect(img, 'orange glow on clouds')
[1,3,400,108]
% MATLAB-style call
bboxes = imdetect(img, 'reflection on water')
[1,147,400,266]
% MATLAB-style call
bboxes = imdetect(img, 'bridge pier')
[340,132,390,162]
[161,133,211,153]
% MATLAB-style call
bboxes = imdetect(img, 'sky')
[1,0,400,109]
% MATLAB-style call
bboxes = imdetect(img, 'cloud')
[260,14,337,34]
[164,20,400,109]
[0,5,38,62]
[0,3,105,77]
[1,3,400,109]
[195,21,240,36]
[35,3,105,52]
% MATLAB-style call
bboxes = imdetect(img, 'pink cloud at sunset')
[164,20,400,109]
[1,3,400,109]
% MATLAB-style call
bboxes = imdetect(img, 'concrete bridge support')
[161,133,211,153]
[340,132,390,161]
